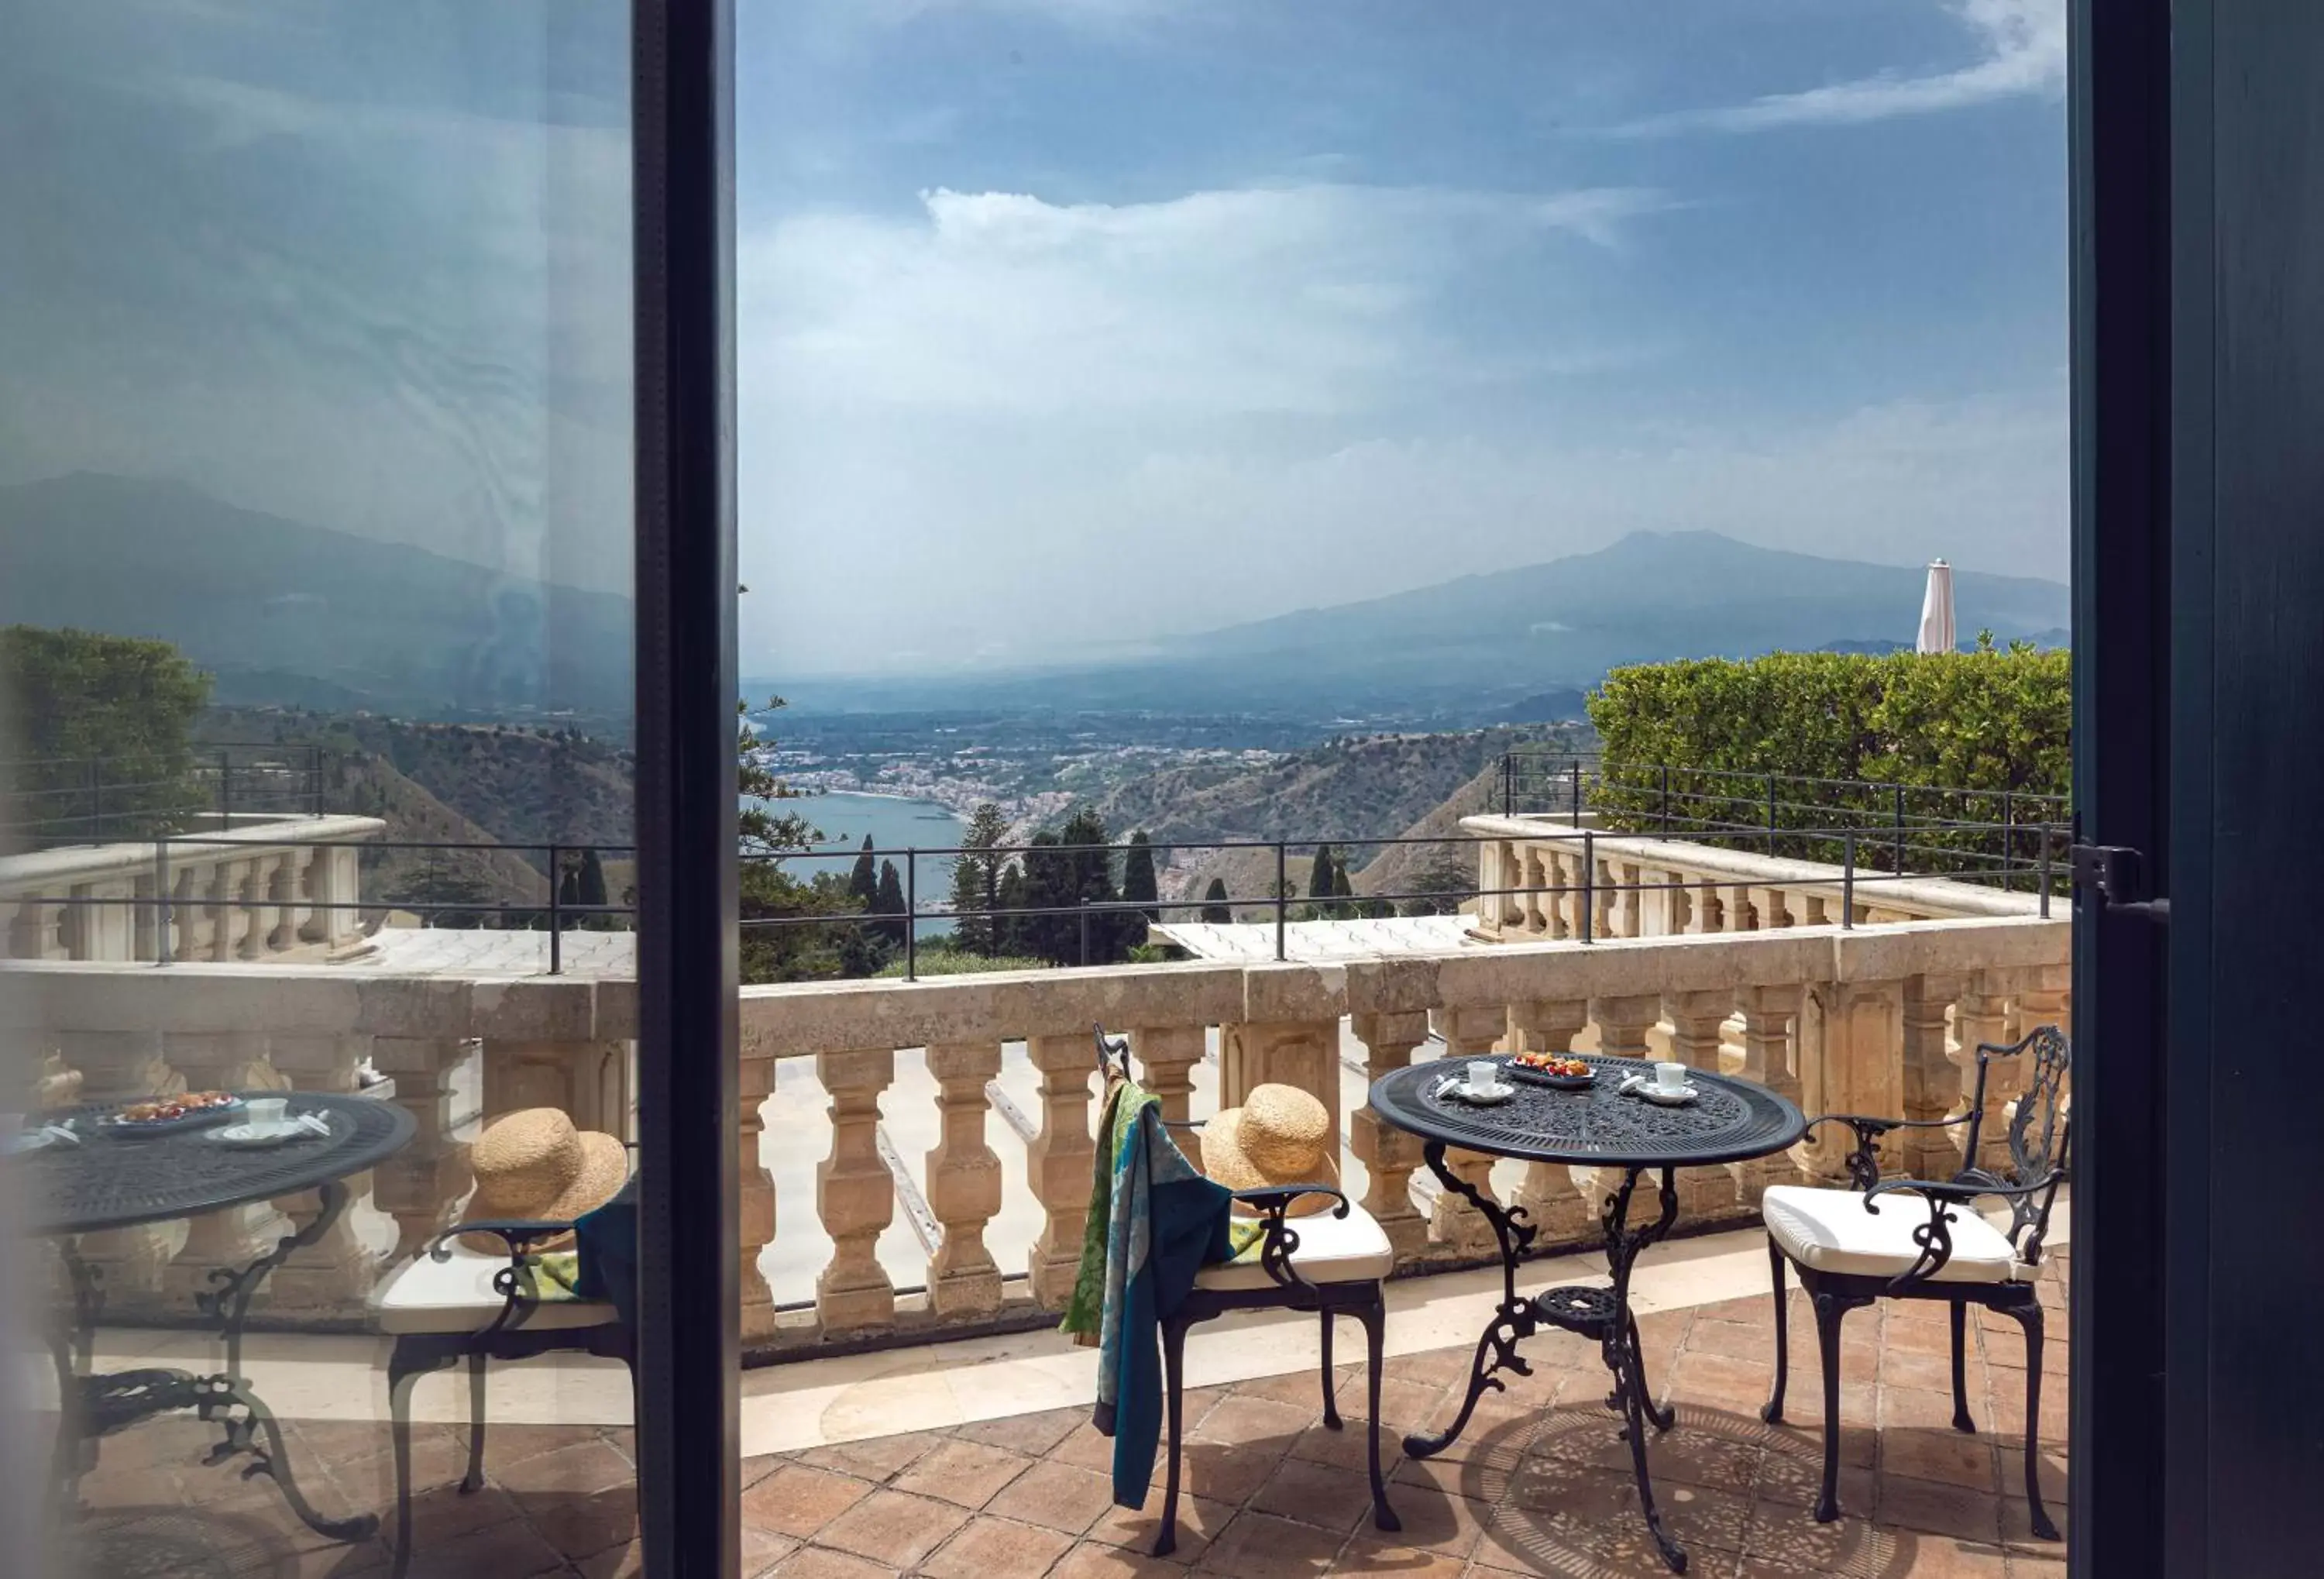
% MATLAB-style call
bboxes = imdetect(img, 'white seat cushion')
[1195,1202,1395,1292]
[1762,1185,2032,1285]
[374,1247,621,1336]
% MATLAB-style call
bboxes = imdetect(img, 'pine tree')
[949,802,1010,955]
[1201,877,1232,924]
[874,859,909,949]
[1121,830,1160,947]
[847,835,878,909]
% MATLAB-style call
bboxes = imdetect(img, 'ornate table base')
[50,1180,378,1546]
[1401,1145,1692,1573]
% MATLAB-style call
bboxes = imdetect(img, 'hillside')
[1,473,633,721]
[202,710,632,881]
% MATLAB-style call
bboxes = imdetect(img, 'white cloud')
[739,183,1666,419]
[1608,0,2065,136]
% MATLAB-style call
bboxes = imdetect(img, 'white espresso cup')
[1653,1061,1690,1094]
[246,1096,290,1129]
[1466,1059,1500,1092]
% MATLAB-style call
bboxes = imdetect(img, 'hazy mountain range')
[0,473,631,720]
[2,474,2067,724]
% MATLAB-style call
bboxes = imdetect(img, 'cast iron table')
[1369,1054,1806,1574]
[21,1091,414,1543]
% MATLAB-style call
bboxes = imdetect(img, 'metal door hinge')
[2068,843,2171,921]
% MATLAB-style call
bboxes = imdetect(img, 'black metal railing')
[1491,749,2068,881]
[0,744,328,846]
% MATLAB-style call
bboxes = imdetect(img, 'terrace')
[2,762,2071,1577]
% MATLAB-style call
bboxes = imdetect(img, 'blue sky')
[2,2,2068,679]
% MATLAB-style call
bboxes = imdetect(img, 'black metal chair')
[1758,1023,2069,1539]
[1094,1027,1399,1557]
[373,1201,635,1577]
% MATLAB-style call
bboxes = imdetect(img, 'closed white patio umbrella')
[1917,559,1956,655]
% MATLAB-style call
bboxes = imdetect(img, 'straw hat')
[460,1108,627,1253]
[1201,1084,1341,1218]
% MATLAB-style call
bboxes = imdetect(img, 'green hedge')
[1583,645,2070,876]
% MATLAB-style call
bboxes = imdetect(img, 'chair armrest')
[424,1218,578,1336]
[1230,1185,1349,1306]
[1803,1112,1969,1192]
[1856,1175,2064,1292]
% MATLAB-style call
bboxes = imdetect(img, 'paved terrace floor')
[54,1235,2068,1578]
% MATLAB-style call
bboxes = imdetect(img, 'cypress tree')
[1308,845,1338,900]
[995,861,1030,958]
[1201,877,1232,924]
[1058,809,1124,962]
[578,848,608,908]
[556,862,581,912]
[874,859,909,949]
[1121,831,1160,945]
[847,834,878,909]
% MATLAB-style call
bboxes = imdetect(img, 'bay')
[749,790,968,937]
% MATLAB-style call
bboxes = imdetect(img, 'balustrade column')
[56,1031,182,1303]
[266,856,300,952]
[1901,973,1969,1178]
[924,1042,1004,1319]
[1666,991,1741,1220]
[1577,996,1662,1226]
[482,1039,632,1138]
[263,1035,379,1314]
[206,861,240,962]
[1507,1000,1590,1244]
[1751,886,1793,929]
[1797,981,1904,1187]
[370,1037,473,1260]
[816,1049,897,1332]
[738,1037,778,1341]
[1025,1034,1097,1309]
[1734,986,1804,1202]
[1723,885,1757,933]
[164,1034,294,1306]
[1426,1007,1504,1255]
[1521,846,1551,935]
[1219,1019,1341,1138]
[1691,880,1724,935]
[1129,1025,1205,1125]
[1951,974,2016,1173]
[235,858,275,960]
[1350,1011,1430,1264]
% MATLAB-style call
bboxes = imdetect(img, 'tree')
[735,695,871,984]
[873,859,909,950]
[577,848,608,908]
[556,861,581,912]
[847,834,879,909]
[1,625,212,838]
[1120,831,1159,946]
[1018,831,1073,965]
[1200,877,1232,924]
[1059,808,1127,963]
[1308,844,1339,901]
[948,802,1010,955]
[994,861,1031,958]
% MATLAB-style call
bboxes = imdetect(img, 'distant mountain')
[0,473,632,720]
[775,531,2070,722]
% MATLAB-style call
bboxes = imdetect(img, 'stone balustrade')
[1461,814,2051,944]
[1,903,2068,1360]
[0,814,386,964]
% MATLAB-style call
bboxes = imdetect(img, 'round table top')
[18,1092,415,1237]
[1369,1055,1806,1169]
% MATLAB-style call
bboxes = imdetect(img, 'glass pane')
[1,4,640,1574]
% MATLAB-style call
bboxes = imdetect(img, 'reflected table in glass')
[1367,1056,1806,1574]
[20,1091,414,1544]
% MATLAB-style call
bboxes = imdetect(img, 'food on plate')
[116,1091,238,1124]
[1510,1052,1593,1078]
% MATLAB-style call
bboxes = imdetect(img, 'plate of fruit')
[1506,1053,1597,1089]
[97,1091,245,1137]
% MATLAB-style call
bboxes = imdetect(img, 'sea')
[751,790,968,938]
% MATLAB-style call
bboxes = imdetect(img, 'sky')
[2,2,2068,680]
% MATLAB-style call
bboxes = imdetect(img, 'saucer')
[1638,1083,1700,1106]
[1442,1078,1515,1106]
[208,1120,316,1148]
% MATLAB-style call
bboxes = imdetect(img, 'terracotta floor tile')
[1235,1365,1340,1413]
[394,1515,572,1579]
[741,1524,801,1577]
[1880,1429,2000,1494]
[813,1488,971,1569]
[739,1464,875,1541]
[1086,1488,1234,1562]
[1689,1316,1779,1364]
[1740,1495,1910,1579]
[1188,1510,1341,1578]
[1285,1418,1394,1476]
[1051,1539,1192,1579]
[892,1438,1036,1508]
[1177,1440,1286,1505]
[579,1538,646,1579]
[1893,1535,2012,1577]
[919,1513,1077,1578]
[1248,1457,1376,1533]
[766,1546,898,1579]
[1189,1394,1313,1449]
[1326,1534,1468,1578]
[1875,1473,2004,1546]
[1055,1422,1126,1474]
[1882,1347,1967,1394]
[1387,1450,1525,1510]
[985,1461,1119,1536]
[953,1408,1086,1458]
[794,1429,944,1484]
[1365,1485,1488,1560]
